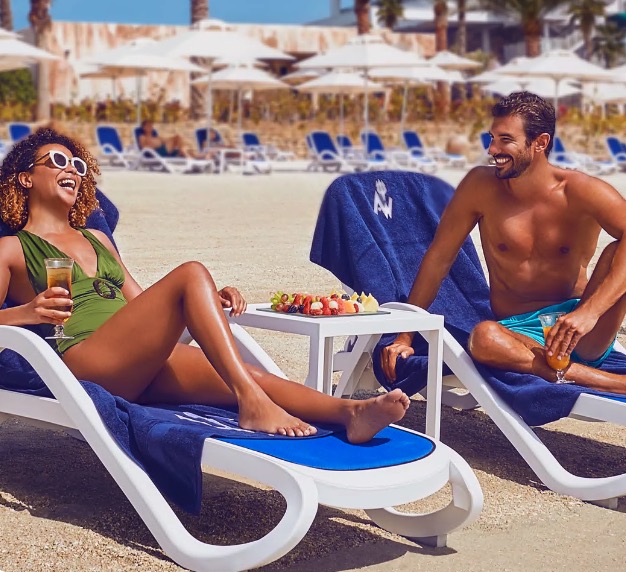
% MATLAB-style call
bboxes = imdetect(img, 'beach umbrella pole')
[400,80,408,139]
[135,75,142,124]
[205,66,213,149]
[339,93,345,136]
[363,68,369,137]
[237,88,243,148]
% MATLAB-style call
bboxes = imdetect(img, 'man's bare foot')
[238,392,317,437]
[345,388,410,444]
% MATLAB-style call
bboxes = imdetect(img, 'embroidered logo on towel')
[373,179,393,219]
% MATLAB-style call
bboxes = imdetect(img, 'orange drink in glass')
[538,312,570,382]
[44,258,74,340]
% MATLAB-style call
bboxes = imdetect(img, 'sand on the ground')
[0,164,625,572]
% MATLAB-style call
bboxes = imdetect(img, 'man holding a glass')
[381,91,626,395]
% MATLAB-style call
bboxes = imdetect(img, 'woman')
[0,128,410,442]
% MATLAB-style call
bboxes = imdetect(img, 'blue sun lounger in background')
[606,136,626,171]
[242,132,294,161]
[95,125,138,169]
[402,130,466,168]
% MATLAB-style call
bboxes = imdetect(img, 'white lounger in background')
[312,171,626,509]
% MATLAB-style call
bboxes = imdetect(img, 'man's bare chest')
[478,202,596,262]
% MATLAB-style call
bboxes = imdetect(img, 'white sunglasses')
[29,149,88,177]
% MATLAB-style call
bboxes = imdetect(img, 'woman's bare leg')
[137,344,411,444]
[63,262,327,435]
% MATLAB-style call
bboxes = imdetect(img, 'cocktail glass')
[538,312,570,383]
[44,258,74,340]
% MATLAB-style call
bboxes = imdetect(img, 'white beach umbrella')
[481,78,581,100]
[148,19,293,142]
[192,65,289,144]
[496,49,615,112]
[297,70,385,135]
[0,28,59,72]
[583,81,626,105]
[296,33,423,135]
[79,38,204,122]
[369,63,453,134]
[281,68,321,84]
[428,50,482,72]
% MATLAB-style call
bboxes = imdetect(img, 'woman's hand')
[24,288,72,325]
[218,286,246,317]
[380,333,415,382]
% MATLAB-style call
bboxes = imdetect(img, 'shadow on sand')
[0,419,456,571]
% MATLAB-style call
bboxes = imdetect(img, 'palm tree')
[433,0,449,52]
[190,0,209,120]
[432,1,450,115]
[569,0,606,61]
[191,0,208,23]
[376,0,404,30]
[593,21,626,68]
[0,0,13,30]
[455,0,467,55]
[28,0,52,121]
[354,0,371,35]
[479,0,570,57]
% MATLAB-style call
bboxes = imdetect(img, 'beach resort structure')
[315,0,626,61]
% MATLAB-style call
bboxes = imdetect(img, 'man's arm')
[380,168,485,381]
[546,174,626,359]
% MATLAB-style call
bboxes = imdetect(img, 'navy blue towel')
[310,171,626,426]
[0,350,336,513]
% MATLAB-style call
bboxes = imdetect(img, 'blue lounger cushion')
[222,426,435,471]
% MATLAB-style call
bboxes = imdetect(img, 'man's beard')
[493,149,532,179]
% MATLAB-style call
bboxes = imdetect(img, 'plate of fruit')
[262,290,389,317]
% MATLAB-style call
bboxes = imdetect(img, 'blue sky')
[13,1,351,30]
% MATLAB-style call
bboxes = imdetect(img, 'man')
[381,91,626,395]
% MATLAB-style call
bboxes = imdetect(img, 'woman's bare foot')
[238,392,317,437]
[345,388,410,444]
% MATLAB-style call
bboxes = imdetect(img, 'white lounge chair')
[95,125,138,169]
[361,130,436,173]
[242,132,295,161]
[552,136,615,176]
[310,170,626,508]
[606,136,626,171]
[133,126,214,174]
[8,122,32,144]
[0,192,483,571]
[403,130,466,169]
[307,131,375,173]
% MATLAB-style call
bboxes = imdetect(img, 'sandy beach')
[0,163,625,571]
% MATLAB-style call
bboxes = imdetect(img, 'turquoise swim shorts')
[497,299,615,368]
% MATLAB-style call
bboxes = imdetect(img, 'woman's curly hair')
[0,127,100,231]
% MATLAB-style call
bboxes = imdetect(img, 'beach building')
[312,0,626,63]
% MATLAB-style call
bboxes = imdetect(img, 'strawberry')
[320,296,330,309]
[302,296,312,314]
[322,307,332,315]
[353,302,360,313]
[330,308,339,315]
[293,294,303,306]
[336,298,345,314]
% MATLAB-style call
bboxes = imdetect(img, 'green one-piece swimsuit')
[16,229,128,356]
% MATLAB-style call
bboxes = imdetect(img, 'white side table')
[227,302,444,439]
